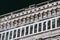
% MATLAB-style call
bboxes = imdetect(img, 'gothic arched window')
[34,24,37,33]
[43,22,46,31]
[52,19,55,28]
[30,25,33,34]
[21,28,24,36]
[25,26,29,35]
[38,23,41,32]
[48,20,51,29]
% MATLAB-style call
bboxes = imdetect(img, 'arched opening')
[48,20,51,29]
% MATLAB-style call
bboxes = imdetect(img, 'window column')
[24,27,26,36]
[43,21,46,31]
[21,28,24,36]
[17,29,20,37]
[33,24,34,34]
[38,23,42,32]
[52,19,55,28]
[30,25,33,34]
[1,33,3,40]
[34,24,37,33]
[47,20,51,30]
[51,19,52,30]
[55,18,57,28]
[16,29,18,38]
[12,31,14,39]
[9,31,13,40]
[25,26,29,35]
[20,28,22,37]
[13,30,17,38]
[28,26,30,35]
[37,23,39,33]
[42,22,43,32]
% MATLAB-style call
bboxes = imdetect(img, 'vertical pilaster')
[24,27,26,36]
[12,30,14,39]
[20,28,22,37]
[37,23,39,33]
[28,26,30,35]
[55,18,57,28]
[33,24,34,34]
[41,22,43,32]
[1,33,2,40]
[51,19,52,30]
[16,29,18,38]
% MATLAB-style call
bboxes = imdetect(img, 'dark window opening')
[17,29,20,37]
[43,22,46,31]
[30,25,33,34]
[34,24,37,33]
[21,28,24,36]
[25,26,29,35]
[38,23,41,32]
[52,19,55,28]
[13,30,16,38]
[57,18,60,27]
[48,20,51,29]
[9,31,12,39]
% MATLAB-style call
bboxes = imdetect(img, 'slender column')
[16,29,18,38]
[20,28,22,37]
[24,27,26,36]
[33,24,34,34]
[51,19,52,30]
[1,33,2,40]
[41,22,43,32]
[28,26,30,35]
[55,18,57,28]
[12,30,14,39]
[37,23,39,33]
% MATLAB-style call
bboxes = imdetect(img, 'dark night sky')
[0,0,48,15]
